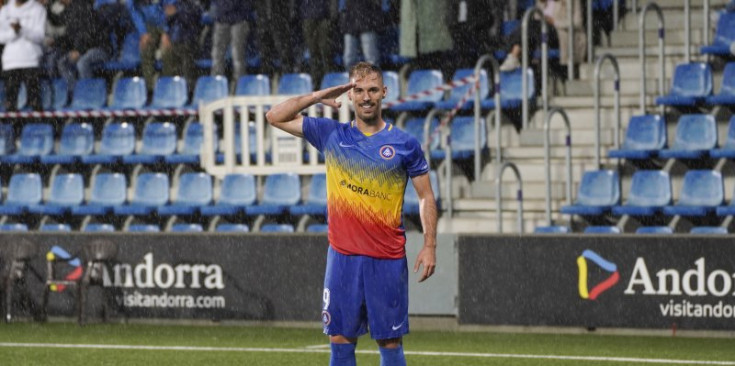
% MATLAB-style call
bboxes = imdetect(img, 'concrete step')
[551,94,649,108]
[621,8,709,29]
[610,28,705,47]
[594,44,701,59]
[479,158,603,184]
[529,106,638,130]
[517,127,617,147]
[578,58,680,80]
[440,212,555,234]
[563,78,672,97]
[469,179,568,200]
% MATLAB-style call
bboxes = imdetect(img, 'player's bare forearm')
[265,93,316,125]
[419,196,438,248]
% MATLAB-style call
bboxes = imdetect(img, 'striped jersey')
[303,117,429,259]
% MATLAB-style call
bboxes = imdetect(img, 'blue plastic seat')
[655,63,712,107]
[701,12,735,55]
[0,173,42,215]
[390,69,444,112]
[41,78,68,110]
[107,77,147,110]
[103,32,141,71]
[81,122,136,164]
[430,117,486,160]
[113,172,170,216]
[165,121,218,164]
[216,223,250,232]
[64,78,107,110]
[260,223,294,233]
[404,170,441,215]
[28,173,84,215]
[584,226,621,234]
[480,68,535,110]
[320,72,349,89]
[560,170,620,216]
[306,224,328,233]
[0,123,14,156]
[710,116,735,158]
[148,76,188,109]
[71,172,127,216]
[200,173,256,216]
[170,223,204,232]
[533,226,571,234]
[235,74,270,96]
[402,118,441,156]
[83,223,116,232]
[690,226,728,234]
[635,226,673,234]
[663,170,724,217]
[188,75,228,108]
[158,172,212,216]
[277,73,313,95]
[706,62,735,106]
[40,122,94,164]
[608,115,666,160]
[16,83,26,111]
[435,68,489,110]
[612,170,671,216]
[122,122,177,164]
[0,223,28,231]
[382,71,399,105]
[289,174,327,216]
[658,114,716,160]
[246,173,301,216]
[127,224,160,232]
[40,223,72,232]
[1,123,54,164]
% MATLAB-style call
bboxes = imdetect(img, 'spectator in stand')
[128,0,167,92]
[341,0,383,68]
[164,0,202,87]
[0,0,46,111]
[255,0,297,76]
[399,0,453,75]
[57,0,112,93]
[301,0,337,85]
[449,0,502,69]
[210,0,253,81]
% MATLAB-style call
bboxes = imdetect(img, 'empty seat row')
[655,62,735,109]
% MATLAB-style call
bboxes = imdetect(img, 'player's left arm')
[410,173,438,282]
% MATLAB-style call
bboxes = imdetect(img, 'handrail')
[543,107,572,226]
[444,124,453,218]
[704,0,710,47]
[638,2,666,114]
[522,7,549,129]
[496,162,524,233]
[587,0,594,63]
[685,0,691,63]
[474,54,501,177]
[594,53,621,168]
[568,0,575,79]
[421,108,443,164]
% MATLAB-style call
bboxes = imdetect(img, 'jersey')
[302,117,429,259]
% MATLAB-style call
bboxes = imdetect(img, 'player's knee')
[330,335,358,344]
[376,337,402,349]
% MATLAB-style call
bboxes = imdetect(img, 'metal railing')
[685,0,691,63]
[496,162,524,233]
[543,107,572,226]
[568,0,576,79]
[522,7,550,129]
[594,53,621,168]
[638,2,666,114]
[474,54,502,176]
[704,0,711,47]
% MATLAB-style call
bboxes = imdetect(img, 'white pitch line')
[0,342,733,365]
[304,344,331,349]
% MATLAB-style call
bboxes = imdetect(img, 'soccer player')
[266,62,438,366]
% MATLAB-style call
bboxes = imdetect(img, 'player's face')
[349,72,386,124]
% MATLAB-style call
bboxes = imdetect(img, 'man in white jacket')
[0,0,46,111]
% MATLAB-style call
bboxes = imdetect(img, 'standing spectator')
[255,0,296,76]
[0,0,46,111]
[128,0,168,93]
[301,0,337,85]
[399,0,453,74]
[449,0,502,68]
[57,0,112,93]
[210,0,253,81]
[341,0,383,68]
[163,0,202,87]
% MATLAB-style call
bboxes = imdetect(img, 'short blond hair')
[349,62,383,84]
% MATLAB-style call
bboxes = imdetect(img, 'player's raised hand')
[314,82,355,109]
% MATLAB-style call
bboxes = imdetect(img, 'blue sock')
[330,343,357,366]
[379,345,406,366]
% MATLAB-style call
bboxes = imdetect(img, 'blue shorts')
[321,246,409,340]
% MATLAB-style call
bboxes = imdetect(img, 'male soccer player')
[266,62,438,366]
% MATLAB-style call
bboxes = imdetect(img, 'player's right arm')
[266,82,355,138]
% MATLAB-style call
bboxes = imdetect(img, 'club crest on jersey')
[379,145,395,160]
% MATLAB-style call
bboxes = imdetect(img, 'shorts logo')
[321,311,331,326]
[379,145,395,160]
[577,249,620,300]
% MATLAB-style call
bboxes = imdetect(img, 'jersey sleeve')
[405,137,430,178]
[302,116,339,152]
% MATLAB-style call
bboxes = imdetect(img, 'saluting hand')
[312,82,355,109]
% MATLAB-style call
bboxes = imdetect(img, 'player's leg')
[377,338,405,366]
[329,335,358,366]
[364,256,409,366]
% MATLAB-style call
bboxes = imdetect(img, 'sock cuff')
[331,342,357,359]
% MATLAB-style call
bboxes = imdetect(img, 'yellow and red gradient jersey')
[303,117,429,259]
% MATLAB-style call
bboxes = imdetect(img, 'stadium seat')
[320,72,349,89]
[657,114,717,160]
[480,68,535,110]
[700,12,735,55]
[635,226,673,234]
[430,117,486,160]
[710,116,735,159]
[584,226,621,234]
[127,224,160,232]
[170,223,204,232]
[148,76,188,109]
[404,170,441,215]
[40,223,72,232]
[260,223,294,233]
[0,173,42,215]
[41,78,68,110]
[690,226,728,234]
[246,173,301,216]
[382,71,399,105]
[0,223,28,231]
[662,170,724,217]
[158,172,212,216]
[64,78,107,110]
[165,121,217,164]
[402,118,441,156]
[81,122,136,164]
[28,173,84,215]
[122,122,177,164]
[705,62,735,106]
[235,74,270,96]
[16,83,26,111]
[1,123,54,164]
[611,170,671,216]
[40,122,94,164]
[560,170,620,217]
[71,172,127,216]
[107,76,147,110]
[390,69,444,112]
[608,115,666,160]
[215,223,250,232]
[200,173,256,216]
[187,75,229,108]
[83,223,116,232]
[289,174,327,216]
[533,225,571,234]
[0,123,14,156]
[277,73,313,95]
[113,172,170,216]
[435,68,489,110]
[654,63,712,107]
[306,224,328,233]
[103,32,141,71]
